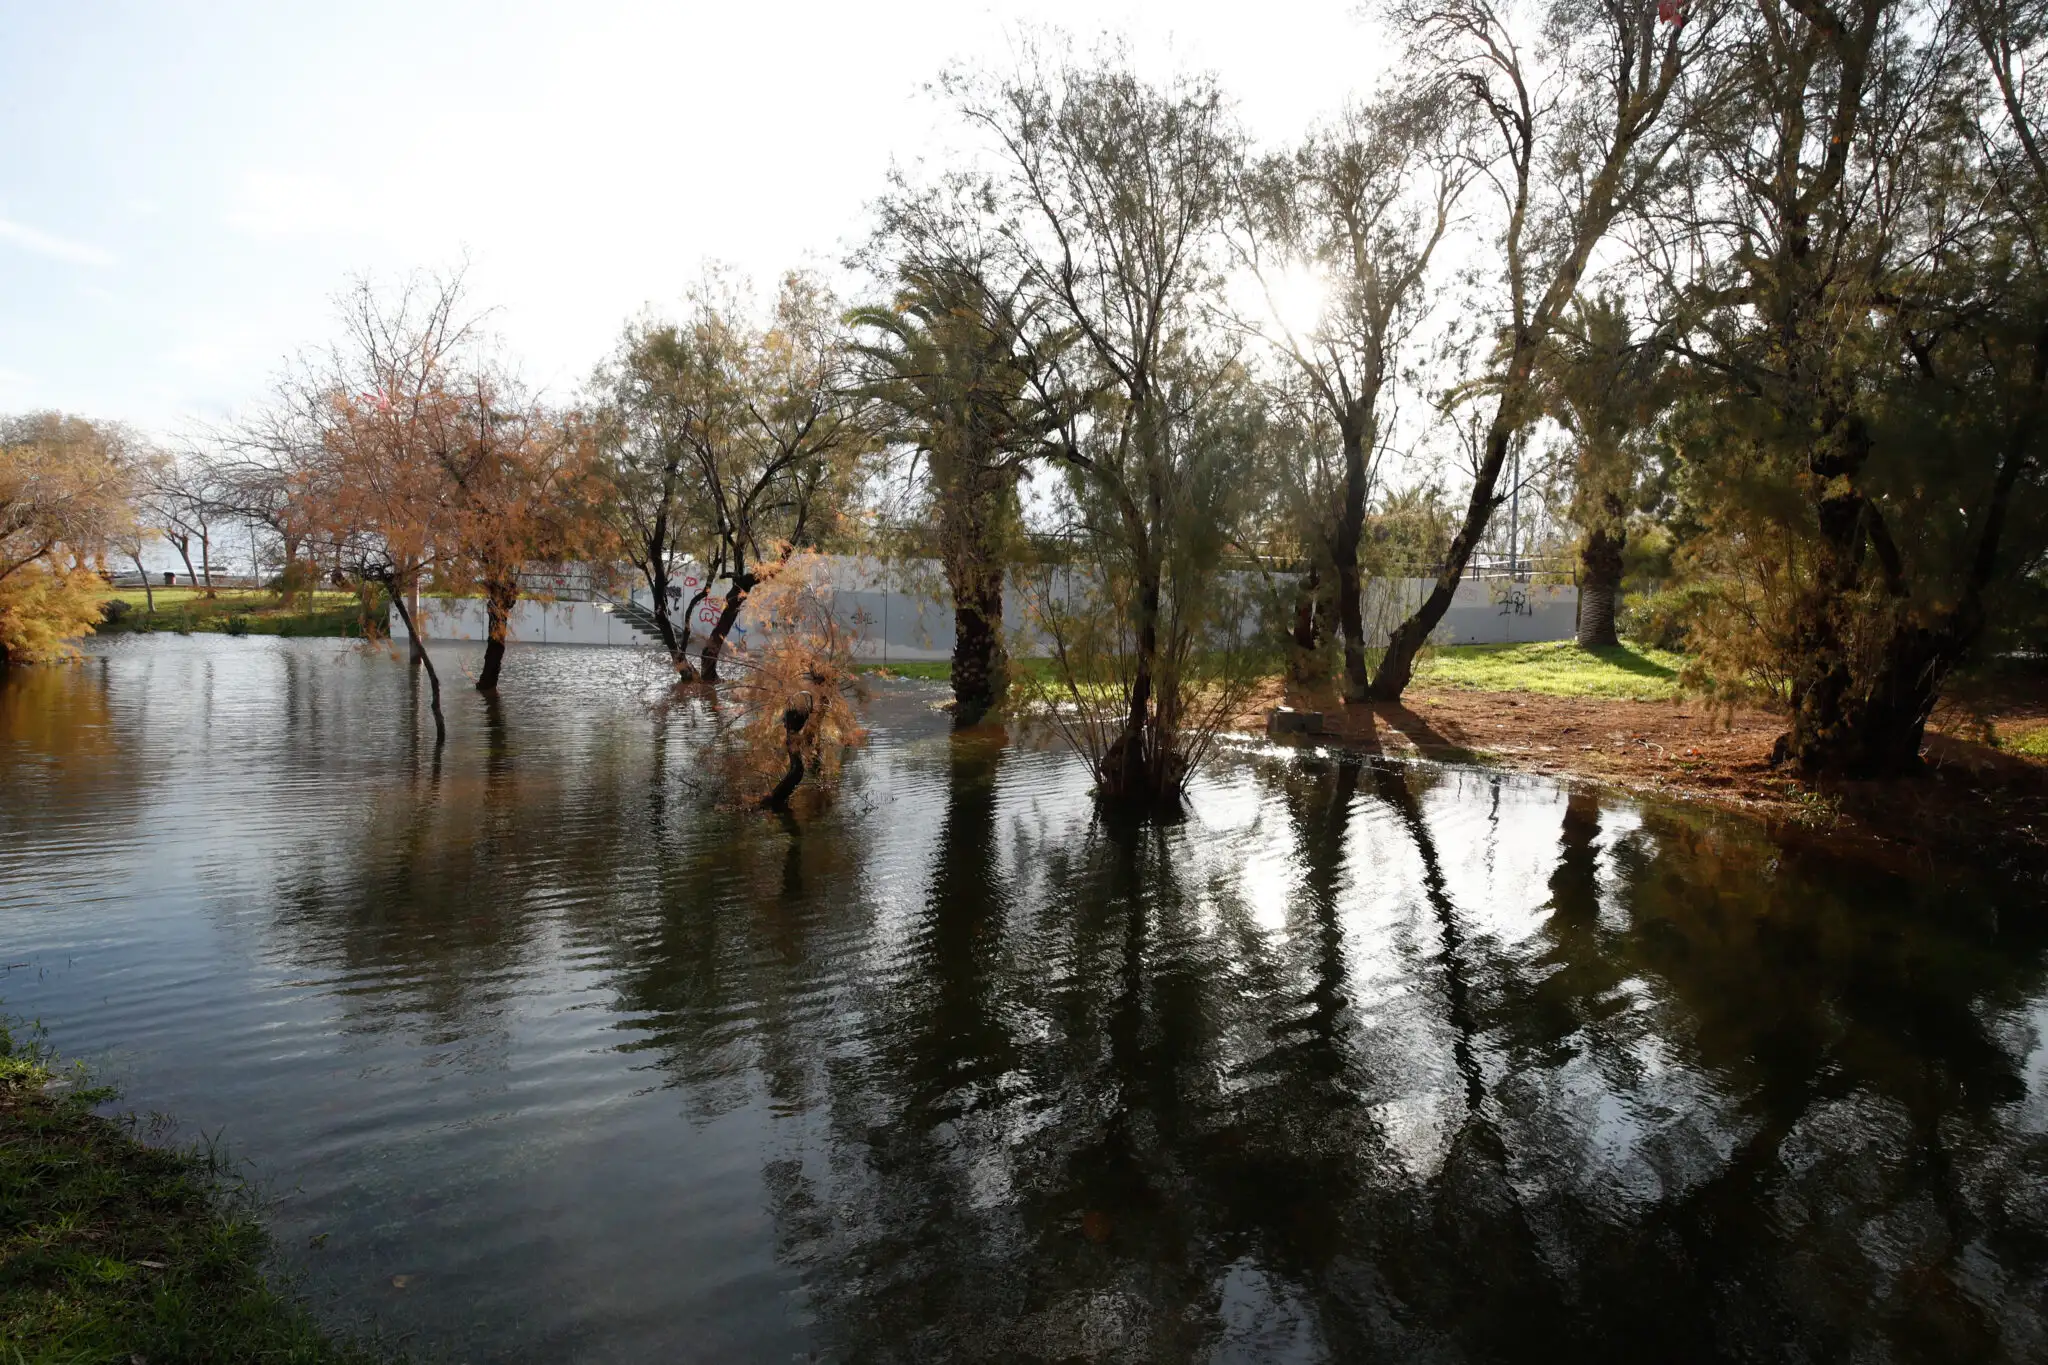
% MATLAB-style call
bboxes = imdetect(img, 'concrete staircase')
[599,593,671,646]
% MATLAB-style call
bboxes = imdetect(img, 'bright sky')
[0,1,1392,438]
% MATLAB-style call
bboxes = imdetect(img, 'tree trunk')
[1289,564,1324,684]
[130,553,155,615]
[1576,518,1624,649]
[477,575,519,691]
[386,580,446,745]
[1772,405,1930,777]
[200,529,214,596]
[675,586,708,679]
[1367,417,1516,700]
[1102,568,1175,803]
[1335,423,1371,702]
[762,692,815,810]
[699,569,755,683]
[647,570,680,661]
[948,561,1008,726]
[1776,609,1956,778]
[765,748,806,810]
[279,531,303,608]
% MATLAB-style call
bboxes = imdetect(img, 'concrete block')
[1267,708,1325,736]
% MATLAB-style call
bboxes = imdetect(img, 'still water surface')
[3,637,2047,1363]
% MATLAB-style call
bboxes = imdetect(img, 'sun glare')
[1241,264,1329,339]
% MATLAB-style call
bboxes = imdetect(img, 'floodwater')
[3,637,2046,1364]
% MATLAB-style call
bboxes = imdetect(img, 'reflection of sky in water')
[3,636,2046,1363]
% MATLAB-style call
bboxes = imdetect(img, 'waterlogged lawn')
[1415,641,1685,700]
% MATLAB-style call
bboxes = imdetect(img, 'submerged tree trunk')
[646,569,681,663]
[674,585,709,679]
[947,560,1008,726]
[763,691,815,810]
[1576,516,1624,650]
[938,451,1015,725]
[638,555,701,681]
[699,567,756,684]
[385,578,446,745]
[477,575,519,691]
[1102,565,1182,804]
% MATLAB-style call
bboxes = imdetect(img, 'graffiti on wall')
[1494,585,1534,617]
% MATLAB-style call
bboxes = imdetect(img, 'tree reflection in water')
[635,743,2048,1363]
[28,646,2037,1362]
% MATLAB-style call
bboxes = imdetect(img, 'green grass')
[2003,725,2048,759]
[855,659,955,681]
[0,1020,387,1364]
[1412,641,1685,700]
[865,643,1686,702]
[97,589,372,639]
[856,658,1062,684]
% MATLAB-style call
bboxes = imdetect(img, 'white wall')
[403,560,1581,653]
[388,597,656,647]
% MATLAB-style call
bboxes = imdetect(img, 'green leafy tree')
[1233,89,1465,698]
[1661,0,2048,774]
[1535,294,1672,648]
[1365,0,1716,699]
[851,180,1057,724]
[953,45,1265,804]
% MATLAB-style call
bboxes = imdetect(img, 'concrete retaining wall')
[395,558,1580,654]
[388,598,654,647]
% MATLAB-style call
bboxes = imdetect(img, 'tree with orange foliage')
[717,551,867,810]
[295,273,478,742]
[0,412,133,665]
[293,272,600,737]
[428,367,592,692]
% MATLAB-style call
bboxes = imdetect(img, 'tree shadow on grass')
[1570,643,1679,682]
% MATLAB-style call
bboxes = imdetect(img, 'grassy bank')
[0,1020,383,1364]
[1414,641,1684,700]
[96,588,372,640]
[859,658,1060,685]
[865,641,1687,702]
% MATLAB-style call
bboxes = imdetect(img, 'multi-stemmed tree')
[694,272,873,682]
[592,321,720,675]
[1233,90,1467,699]
[954,46,1267,805]
[1362,0,1720,699]
[1660,0,2048,775]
